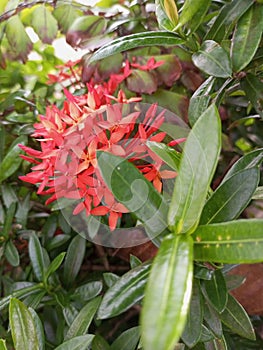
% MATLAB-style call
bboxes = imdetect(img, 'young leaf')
[141,234,193,350]
[64,296,101,340]
[9,298,39,350]
[202,270,228,313]
[103,272,120,288]
[146,141,181,171]
[200,167,260,225]
[29,232,46,282]
[89,31,185,63]
[63,235,86,287]
[231,3,263,72]
[155,0,178,31]
[31,5,58,44]
[111,327,140,350]
[220,294,255,340]
[193,219,263,263]
[168,104,221,234]
[97,151,169,239]
[98,262,151,319]
[5,239,20,267]
[55,335,94,350]
[44,252,66,284]
[0,339,7,350]
[192,41,232,78]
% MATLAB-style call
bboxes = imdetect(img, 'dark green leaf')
[63,235,86,287]
[204,0,254,42]
[5,239,20,267]
[2,202,16,238]
[103,272,120,288]
[9,298,39,350]
[200,325,214,343]
[204,336,227,350]
[241,73,263,117]
[193,219,263,263]
[44,252,66,283]
[74,281,103,302]
[231,3,263,72]
[29,232,46,282]
[155,0,178,31]
[220,294,255,340]
[92,334,110,350]
[31,5,58,44]
[1,184,17,207]
[111,327,140,350]
[146,141,181,171]
[64,296,101,340]
[89,31,185,63]
[168,104,221,234]
[45,234,71,251]
[181,281,203,348]
[130,254,142,269]
[141,234,193,350]
[200,167,260,225]
[188,77,215,127]
[202,270,228,313]
[55,335,94,350]
[203,301,222,338]
[29,307,45,350]
[97,151,169,239]
[192,41,232,78]
[98,262,151,319]
[0,135,27,183]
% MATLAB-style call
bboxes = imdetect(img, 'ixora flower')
[19,60,185,231]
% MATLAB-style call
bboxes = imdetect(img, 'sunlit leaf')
[31,5,58,44]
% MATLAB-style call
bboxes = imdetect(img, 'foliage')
[0,0,263,349]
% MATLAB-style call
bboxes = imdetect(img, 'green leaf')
[220,294,255,340]
[204,0,254,42]
[241,73,263,117]
[0,135,27,183]
[193,219,263,263]
[53,4,82,33]
[44,252,66,284]
[29,307,45,350]
[45,234,71,251]
[192,41,232,78]
[146,141,181,171]
[5,239,20,267]
[141,234,193,350]
[97,151,169,239]
[181,281,203,348]
[9,298,39,350]
[63,235,86,287]
[111,327,140,350]
[130,254,142,269]
[200,167,260,225]
[222,148,263,183]
[103,272,120,288]
[176,0,211,33]
[29,232,46,282]
[155,0,178,31]
[74,281,103,302]
[231,3,263,72]
[168,104,221,234]
[89,31,185,63]
[92,334,110,350]
[2,202,16,238]
[202,270,228,313]
[31,5,58,44]
[0,339,7,350]
[204,336,227,350]
[5,15,33,62]
[188,77,215,127]
[98,262,151,319]
[203,301,222,338]
[64,296,101,340]
[55,335,94,350]
[253,186,263,200]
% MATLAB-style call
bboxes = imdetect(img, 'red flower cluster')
[20,59,181,231]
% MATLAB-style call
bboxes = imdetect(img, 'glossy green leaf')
[176,0,211,33]
[200,167,259,225]
[92,334,110,350]
[204,336,227,350]
[5,239,20,267]
[64,296,101,340]
[111,327,140,350]
[204,0,254,42]
[97,151,169,239]
[63,235,86,287]
[188,77,215,127]
[181,281,203,348]
[44,252,66,283]
[98,262,151,319]
[220,294,255,340]
[192,41,232,78]
[5,15,33,62]
[203,270,228,313]
[168,104,221,234]
[203,301,222,338]
[55,335,94,350]
[53,4,82,33]
[193,219,263,263]
[28,232,47,282]
[0,135,27,183]
[74,281,103,302]
[0,339,7,350]
[200,325,215,343]
[29,307,45,350]
[241,73,263,117]
[9,298,39,350]
[45,234,71,251]
[31,5,58,44]
[231,3,263,72]
[141,234,193,350]
[130,254,142,269]
[222,148,263,183]
[155,0,178,31]
[146,141,181,171]
[2,202,16,238]
[1,184,17,207]
[89,31,185,63]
